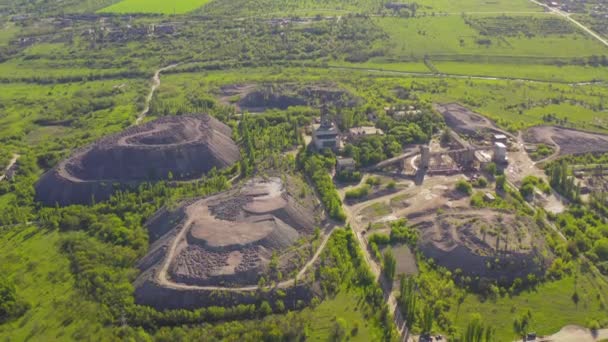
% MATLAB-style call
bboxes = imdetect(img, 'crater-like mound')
[219,83,360,112]
[35,114,240,206]
[411,209,550,283]
[136,176,319,289]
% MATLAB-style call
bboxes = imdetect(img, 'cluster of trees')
[344,135,402,167]
[368,219,418,262]
[554,207,608,274]
[344,184,370,200]
[461,313,495,342]
[316,228,397,341]
[548,160,581,202]
[299,152,346,221]
[519,175,551,199]
[0,277,29,324]
[237,111,307,176]
[342,107,442,168]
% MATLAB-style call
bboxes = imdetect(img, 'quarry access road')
[0,154,19,182]
[528,0,608,48]
[135,63,179,125]
[156,217,337,292]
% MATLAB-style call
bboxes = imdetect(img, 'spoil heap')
[412,209,550,282]
[35,114,240,205]
[136,176,318,292]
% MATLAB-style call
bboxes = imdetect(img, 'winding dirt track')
[135,64,179,125]
[0,154,19,182]
[155,216,336,292]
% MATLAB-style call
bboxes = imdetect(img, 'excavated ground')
[434,103,511,140]
[218,82,359,113]
[136,176,320,292]
[523,125,608,156]
[35,114,240,206]
[410,208,550,282]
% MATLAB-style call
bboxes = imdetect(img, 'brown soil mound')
[35,114,240,206]
[523,125,608,156]
[219,83,359,112]
[435,103,509,138]
[138,176,319,288]
[412,209,549,282]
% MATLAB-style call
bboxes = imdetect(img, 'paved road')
[528,0,608,48]
[135,64,179,125]
[0,154,19,182]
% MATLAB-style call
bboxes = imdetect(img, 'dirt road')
[135,64,179,125]
[156,216,337,292]
[515,325,608,342]
[0,154,20,182]
[340,179,414,340]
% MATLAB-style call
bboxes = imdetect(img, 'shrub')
[455,180,473,195]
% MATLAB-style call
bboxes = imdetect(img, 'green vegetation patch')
[361,202,392,219]
[99,0,211,14]
[452,271,608,340]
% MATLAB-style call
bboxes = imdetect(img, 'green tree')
[331,317,347,341]
[420,304,434,334]
[513,310,532,340]
[383,248,397,281]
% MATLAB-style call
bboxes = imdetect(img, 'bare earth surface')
[524,126,608,157]
[0,153,19,182]
[136,176,330,297]
[35,114,240,205]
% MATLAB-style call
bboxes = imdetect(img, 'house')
[493,134,508,144]
[348,126,384,140]
[336,158,356,172]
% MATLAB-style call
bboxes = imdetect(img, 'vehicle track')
[155,217,337,292]
[0,154,20,182]
[135,64,179,125]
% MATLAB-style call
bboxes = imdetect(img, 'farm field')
[376,15,608,59]
[414,0,542,13]
[99,0,211,14]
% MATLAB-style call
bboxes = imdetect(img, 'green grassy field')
[451,271,608,340]
[376,15,608,59]
[433,62,608,82]
[414,0,542,13]
[99,0,211,14]
[306,290,385,341]
[0,227,111,341]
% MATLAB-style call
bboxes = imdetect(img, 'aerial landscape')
[1,0,608,341]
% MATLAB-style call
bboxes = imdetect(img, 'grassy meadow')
[99,0,212,14]
[375,15,608,59]
[451,270,608,340]
[306,290,385,341]
[0,227,112,341]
